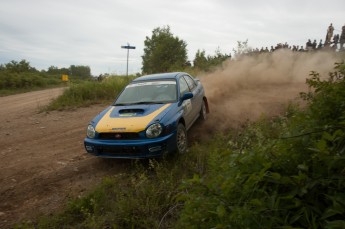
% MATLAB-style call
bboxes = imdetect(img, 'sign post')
[121,43,136,76]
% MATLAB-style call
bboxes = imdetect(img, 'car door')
[183,74,202,122]
[178,76,194,129]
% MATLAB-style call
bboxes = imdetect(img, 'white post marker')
[121,43,136,76]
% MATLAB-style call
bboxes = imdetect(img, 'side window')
[179,77,190,97]
[183,75,196,91]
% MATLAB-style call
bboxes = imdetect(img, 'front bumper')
[84,132,176,159]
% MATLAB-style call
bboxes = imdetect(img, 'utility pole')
[121,43,136,76]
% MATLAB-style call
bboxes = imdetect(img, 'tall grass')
[44,76,134,110]
[0,72,63,96]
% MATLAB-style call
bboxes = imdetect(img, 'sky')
[0,0,344,76]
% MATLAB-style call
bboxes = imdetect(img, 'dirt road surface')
[0,88,131,228]
[0,83,306,228]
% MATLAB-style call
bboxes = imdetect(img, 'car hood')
[94,103,172,133]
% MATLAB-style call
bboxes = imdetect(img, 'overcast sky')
[0,0,344,75]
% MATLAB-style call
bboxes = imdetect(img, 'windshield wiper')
[115,101,164,106]
[114,103,133,106]
[132,101,163,104]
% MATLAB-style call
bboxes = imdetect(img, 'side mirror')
[179,92,193,105]
[182,92,193,101]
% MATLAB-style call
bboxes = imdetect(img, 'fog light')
[149,146,162,152]
[85,145,94,152]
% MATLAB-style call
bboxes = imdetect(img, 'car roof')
[132,72,186,82]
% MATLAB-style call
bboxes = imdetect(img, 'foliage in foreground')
[177,62,345,228]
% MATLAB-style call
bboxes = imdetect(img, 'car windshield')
[114,80,177,105]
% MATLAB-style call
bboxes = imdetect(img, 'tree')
[193,49,208,71]
[207,47,230,68]
[47,66,70,75]
[142,26,187,74]
[232,39,252,58]
[3,60,37,73]
[193,48,230,72]
[70,65,91,79]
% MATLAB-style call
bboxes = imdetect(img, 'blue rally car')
[84,72,209,159]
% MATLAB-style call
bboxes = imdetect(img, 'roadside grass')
[43,76,135,111]
[0,73,64,96]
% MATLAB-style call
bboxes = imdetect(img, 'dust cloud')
[196,49,341,134]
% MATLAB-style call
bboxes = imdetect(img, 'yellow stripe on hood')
[95,104,171,133]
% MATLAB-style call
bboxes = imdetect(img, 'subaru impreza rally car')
[84,72,209,159]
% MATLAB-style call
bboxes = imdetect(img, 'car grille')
[97,145,141,156]
[98,132,140,140]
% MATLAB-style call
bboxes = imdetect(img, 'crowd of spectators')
[251,23,345,54]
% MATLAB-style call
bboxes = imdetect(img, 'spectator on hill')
[340,24,345,50]
[318,39,323,49]
[312,40,317,49]
[306,39,312,51]
[325,23,334,46]
[332,34,339,50]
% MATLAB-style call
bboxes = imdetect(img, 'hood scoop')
[118,108,144,117]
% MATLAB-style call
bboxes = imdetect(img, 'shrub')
[176,62,345,228]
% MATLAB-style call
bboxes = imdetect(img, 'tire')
[176,123,187,154]
[199,100,207,121]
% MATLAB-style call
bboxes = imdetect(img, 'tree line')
[0,60,91,79]
[0,60,92,91]
[0,60,91,92]
[142,25,231,74]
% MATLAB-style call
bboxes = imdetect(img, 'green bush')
[176,62,345,228]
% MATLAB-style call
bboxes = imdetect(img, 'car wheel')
[176,123,187,154]
[199,100,207,121]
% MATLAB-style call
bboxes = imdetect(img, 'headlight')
[146,123,162,138]
[87,124,96,138]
